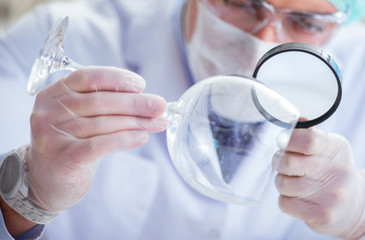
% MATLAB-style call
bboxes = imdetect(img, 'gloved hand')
[275,128,365,239]
[26,66,167,219]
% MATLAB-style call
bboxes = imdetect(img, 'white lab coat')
[1,0,365,239]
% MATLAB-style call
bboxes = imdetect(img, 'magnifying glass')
[252,42,342,128]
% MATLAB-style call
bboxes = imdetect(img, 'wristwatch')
[0,145,58,224]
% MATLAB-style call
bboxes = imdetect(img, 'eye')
[222,0,248,7]
[222,0,260,15]
[287,14,325,33]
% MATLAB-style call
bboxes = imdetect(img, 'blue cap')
[329,0,365,23]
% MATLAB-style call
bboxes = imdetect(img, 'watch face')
[0,154,22,199]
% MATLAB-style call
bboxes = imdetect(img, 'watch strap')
[4,194,58,224]
[1,145,58,224]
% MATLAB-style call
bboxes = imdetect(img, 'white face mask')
[186,2,279,82]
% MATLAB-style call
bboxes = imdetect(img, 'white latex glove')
[275,128,365,239]
[26,66,167,218]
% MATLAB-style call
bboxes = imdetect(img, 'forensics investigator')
[1,0,365,239]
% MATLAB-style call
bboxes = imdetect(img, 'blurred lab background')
[0,0,365,30]
[0,0,74,29]
[1,0,364,30]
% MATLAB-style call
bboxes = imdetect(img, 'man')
[1,0,365,239]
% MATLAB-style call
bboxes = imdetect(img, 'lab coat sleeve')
[0,4,62,238]
[0,211,45,240]
[0,6,51,84]
[0,10,49,239]
[0,8,51,154]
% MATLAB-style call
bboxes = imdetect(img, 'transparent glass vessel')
[28,16,300,206]
[165,75,299,205]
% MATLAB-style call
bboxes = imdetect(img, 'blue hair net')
[329,0,365,22]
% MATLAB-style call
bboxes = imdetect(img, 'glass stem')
[51,50,83,73]
[62,56,84,71]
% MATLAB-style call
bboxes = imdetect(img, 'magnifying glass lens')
[253,43,342,128]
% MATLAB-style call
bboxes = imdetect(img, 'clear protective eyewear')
[203,0,350,45]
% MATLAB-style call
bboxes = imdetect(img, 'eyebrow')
[224,0,338,14]
[222,0,347,22]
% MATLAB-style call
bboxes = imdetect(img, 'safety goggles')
[202,0,350,45]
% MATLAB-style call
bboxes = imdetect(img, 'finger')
[286,128,330,155]
[275,174,327,197]
[87,130,149,159]
[54,115,168,139]
[58,91,167,118]
[62,67,146,93]
[278,196,328,224]
[275,151,322,176]
[67,130,150,163]
[275,166,348,198]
